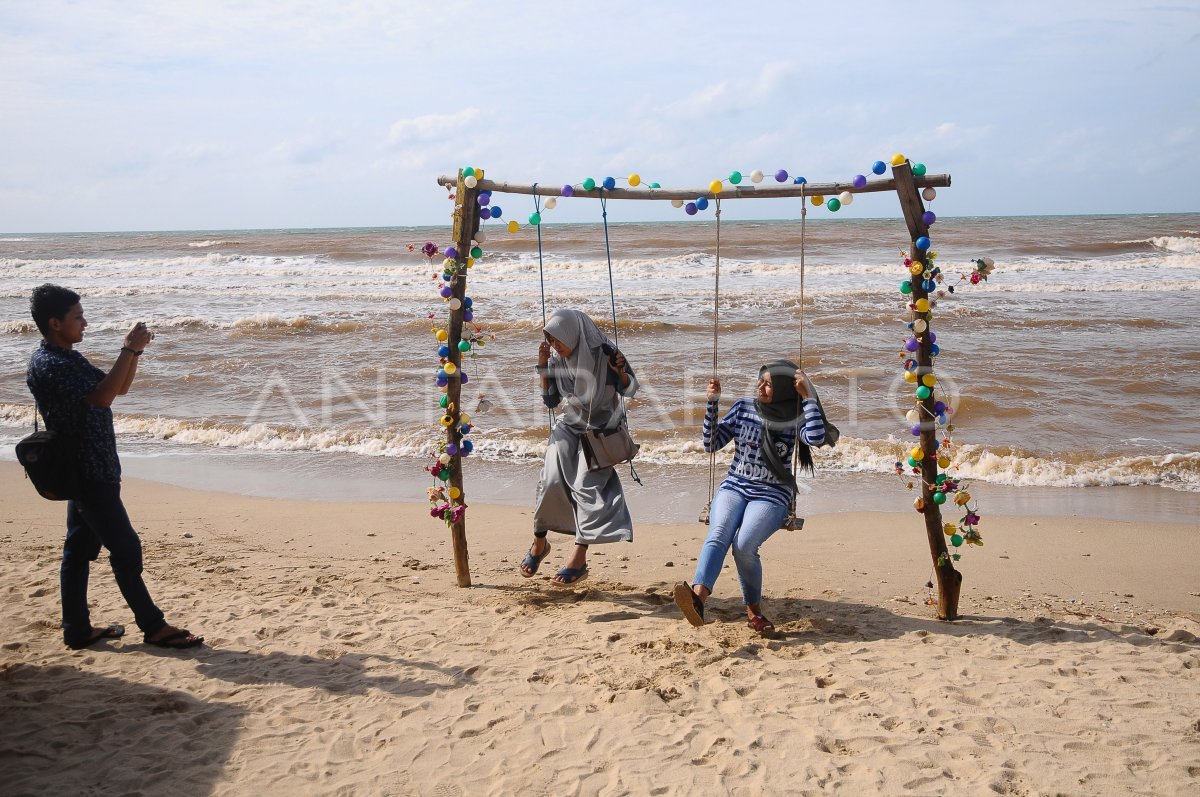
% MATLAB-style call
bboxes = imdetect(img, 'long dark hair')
[754,360,814,488]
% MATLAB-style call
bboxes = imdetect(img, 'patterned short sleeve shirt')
[26,341,121,483]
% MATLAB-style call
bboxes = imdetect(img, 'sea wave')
[1149,235,1200,254]
[2,404,1195,491]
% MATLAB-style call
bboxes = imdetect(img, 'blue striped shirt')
[704,397,826,508]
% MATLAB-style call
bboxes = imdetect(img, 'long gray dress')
[533,310,638,545]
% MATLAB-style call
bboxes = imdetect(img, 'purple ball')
[685,202,698,215]
[561,184,574,197]
[775,169,789,182]
[445,246,458,260]
[922,210,936,225]
[460,373,469,384]
[446,443,459,455]
[439,285,453,298]
[904,338,920,352]
[480,207,492,219]
[463,310,473,322]
[911,424,923,437]
[929,332,937,343]
[852,174,867,189]
[436,376,448,387]
[933,400,947,414]
[477,194,490,206]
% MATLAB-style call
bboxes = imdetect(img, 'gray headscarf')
[544,309,638,431]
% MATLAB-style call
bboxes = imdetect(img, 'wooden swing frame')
[433,164,964,620]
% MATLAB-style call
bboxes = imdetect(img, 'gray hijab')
[544,309,638,430]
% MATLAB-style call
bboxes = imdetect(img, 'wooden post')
[893,161,962,620]
[446,169,482,587]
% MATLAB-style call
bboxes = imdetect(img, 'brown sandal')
[748,613,776,638]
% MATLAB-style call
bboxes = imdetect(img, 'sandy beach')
[2,461,1198,795]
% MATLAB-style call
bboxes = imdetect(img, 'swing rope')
[700,192,808,529]
[600,195,620,348]
[533,186,555,428]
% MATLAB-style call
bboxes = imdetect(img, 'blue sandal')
[552,564,588,586]
[520,541,551,577]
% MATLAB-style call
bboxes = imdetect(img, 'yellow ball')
[459,412,471,425]
[439,414,454,427]
[937,456,951,469]
[628,173,641,187]
[909,447,924,461]
[709,179,723,194]
[448,486,461,499]
[435,329,448,342]
[891,153,906,166]
[443,361,457,375]
[943,523,957,537]
[914,298,930,313]
[921,374,937,387]
[909,263,924,276]
[811,194,825,206]
[466,257,475,268]
[955,491,972,506]
[507,220,519,233]
[904,370,918,383]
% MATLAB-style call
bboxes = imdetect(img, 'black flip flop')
[144,629,204,649]
[673,582,706,627]
[66,624,125,650]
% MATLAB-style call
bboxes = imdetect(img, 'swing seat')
[698,502,803,531]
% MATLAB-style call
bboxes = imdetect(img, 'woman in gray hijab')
[520,309,638,585]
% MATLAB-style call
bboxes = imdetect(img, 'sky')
[1,1,1197,232]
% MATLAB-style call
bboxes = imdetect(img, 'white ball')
[913,319,927,333]
[839,191,853,205]
[922,187,936,201]
[906,410,920,424]
[464,175,478,188]
[671,199,684,208]
[544,197,557,210]
[750,170,764,183]
[474,231,486,242]
[448,298,462,310]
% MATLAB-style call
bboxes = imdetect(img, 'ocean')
[3,213,1199,525]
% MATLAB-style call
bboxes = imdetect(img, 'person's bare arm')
[87,322,152,407]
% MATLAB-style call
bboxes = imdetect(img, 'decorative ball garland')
[884,166,997,564]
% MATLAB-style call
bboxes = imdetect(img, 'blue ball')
[872,160,887,175]
[464,297,473,308]
[438,345,450,357]
[922,279,936,291]
[696,197,709,210]
[490,206,502,219]
[462,440,474,454]
[460,424,472,435]
[915,236,931,251]
[602,176,616,190]
[793,176,807,184]
[931,344,941,356]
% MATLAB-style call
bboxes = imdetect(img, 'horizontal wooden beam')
[435,173,951,201]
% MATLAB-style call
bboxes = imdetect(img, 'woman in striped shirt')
[674,359,826,637]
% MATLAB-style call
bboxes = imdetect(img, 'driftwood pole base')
[894,161,962,621]
[446,169,482,588]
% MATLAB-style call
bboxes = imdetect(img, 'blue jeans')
[692,487,787,606]
[61,481,165,646]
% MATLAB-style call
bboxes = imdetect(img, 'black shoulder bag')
[15,405,83,501]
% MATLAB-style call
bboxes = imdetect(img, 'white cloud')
[387,108,481,147]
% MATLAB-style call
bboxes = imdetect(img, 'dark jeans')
[61,480,165,646]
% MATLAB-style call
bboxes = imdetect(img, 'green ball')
[915,385,932,400]
[907,456,919,467]
[457,339,471,352]
[439,394,449,408]
[463,166,475,177]
[950,533,963,547]
[582,177,596,191]
[729,170,742,185]
[935,474,947,485]
[900,281,913,294]
[649,182,661,189]
[438,468,450,481]
[827,197,841,212]
[931,491,947,505]
[529,212,542,226]
[912,163,927,177]
[470,245,482,259]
